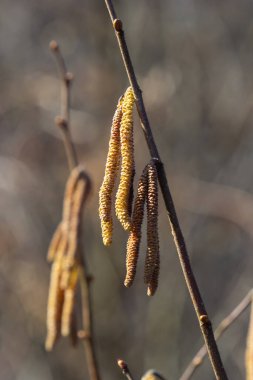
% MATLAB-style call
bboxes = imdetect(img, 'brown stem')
[117,359,135,380]
[50,40,78,170]
[180,290,252,380]
[50,40,100,380]
[103,2,228,379]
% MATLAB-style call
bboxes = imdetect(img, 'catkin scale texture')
[61,267,79,336]
[124,166,148,287]
[115,87,135,231]
[144,162,160,296]
[99,98,123,246]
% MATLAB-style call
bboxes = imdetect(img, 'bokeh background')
[0,0,253,379]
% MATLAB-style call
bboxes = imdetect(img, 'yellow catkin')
[115,87,135,231]
[99,97,123,246]
[61,177,86,289]
[144,161,160,296]
[61,266,79,336]
[124,166,148,288]
[45,237,67,351]
[47,222,63,262]
[245,299,253,380]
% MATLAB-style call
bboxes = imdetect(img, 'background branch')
[103,2,228,379]
[117,359,135,380]
[180,289,252,380]
[50,40,100,380]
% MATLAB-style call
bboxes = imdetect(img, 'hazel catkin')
[124,165,148,287]
[144,161,160,296]
[115,87,135,231]
[99,97,123,246]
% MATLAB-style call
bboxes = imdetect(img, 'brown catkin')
[61,176,87,289]
[144,161,160,295]
[115,87,135,231]
[99,97,123,246]
[61,266,79,336]
[124,166,148,287]
[47,223,63,263]
[45,239,67,351]
[246,299,253,380]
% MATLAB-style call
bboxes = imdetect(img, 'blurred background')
[0,0,253,379]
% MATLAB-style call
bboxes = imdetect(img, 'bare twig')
[49,40,100,380]
[180,290,252,380]
[50,40,78,171]
[103,3,228,379]
[117,359,135,380]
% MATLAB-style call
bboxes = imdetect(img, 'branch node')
[113,18,123,32]
[55,115,67,129]
[49,39,59,51]
[199,314,210,326]
[78,329,91,340]
[65,71,74,83]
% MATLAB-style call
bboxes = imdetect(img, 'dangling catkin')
[144,161,160,296]
[246,298,253,380]
[99,97,123,246]
[124,166,148,287]
[61,175,87,289]
[47,223,63,263]
[45,237,67,351]
[115,87,135,231]
[61,265,79,336]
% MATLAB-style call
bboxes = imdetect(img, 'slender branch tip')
[55,115,67,129]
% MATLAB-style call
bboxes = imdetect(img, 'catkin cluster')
[45,166,90,351]
[125,161,160,296]
[99,87,135,245]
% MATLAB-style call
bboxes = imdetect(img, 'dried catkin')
[99,97,123,246]
[45,244,66,351]
[124,166,148,287]
[47,223,63,263]
[246,299,253,380]
[144,161,160,296]
[61,266,79,336]
[115,87,135,231]
[61,176,87,289]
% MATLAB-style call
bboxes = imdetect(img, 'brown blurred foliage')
[0,0,253,379]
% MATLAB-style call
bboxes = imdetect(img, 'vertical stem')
[50,40,100,380]
[103,2,228,379]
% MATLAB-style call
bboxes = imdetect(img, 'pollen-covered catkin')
[115,87,135,231]
[99,97,123,246]
[144,161,160,295]
[246,299,253,380]
[124,166,148,287]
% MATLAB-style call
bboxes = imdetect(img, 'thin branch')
[50,40,78,170]
[49,40,100,380]
[103,3,228,379]
[117,359,135,380]
[180,290,252,380]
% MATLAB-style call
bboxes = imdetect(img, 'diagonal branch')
[103,2,228,379]
[50,40,100,380]
[180,289,252,380]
